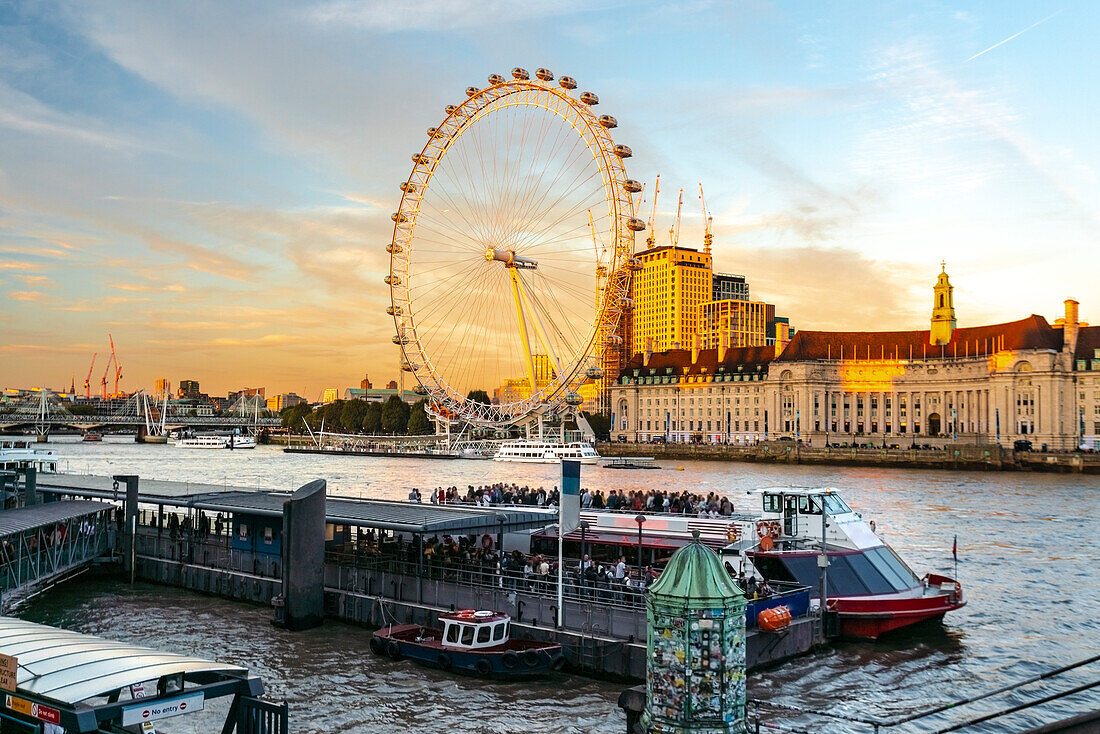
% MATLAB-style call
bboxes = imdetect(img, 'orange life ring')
[768,521,781,540]
[755,521,770,539]
[726,524,741,543]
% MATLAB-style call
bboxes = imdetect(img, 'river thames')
[16,437,1100,733]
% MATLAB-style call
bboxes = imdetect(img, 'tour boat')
[536,487,964,640]
[723,487,965,640]
[493,440,600,464]
[369,610,564,678]
[175,433,256,449]
[0,439,58,473]
[81,432,103,442]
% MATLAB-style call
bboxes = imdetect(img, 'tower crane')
[671,188,684,247]
[699,183,713,255]
[83,353,97,399]
[646,175,660,249]
[100,354,112,400]
[109,333,123,397]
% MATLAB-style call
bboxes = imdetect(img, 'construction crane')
[699,183,713,255]
[109,333,123,397]
[646,175,660,249]
[670,188,684,247]
[100,354,111,400]
[83,353,97,399]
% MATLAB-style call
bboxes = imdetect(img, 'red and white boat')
[723,487,965,640]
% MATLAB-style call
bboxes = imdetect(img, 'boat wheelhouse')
[493,440,600,464]
[0,439,59,473]
[370,610,563,677]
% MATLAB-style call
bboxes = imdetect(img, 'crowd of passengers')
[369,532,776,601]
[409,484,738,516]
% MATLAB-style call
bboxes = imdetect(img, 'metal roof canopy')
[0,617,262,732]
[0,500,114,537]
[36,475,555,535]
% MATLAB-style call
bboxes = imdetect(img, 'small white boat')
[493,440,600,464]
[175,433,257,450]
[175,435,229,449]
[0,439,58,473]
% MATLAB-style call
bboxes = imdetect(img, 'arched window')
[939,294,944,308]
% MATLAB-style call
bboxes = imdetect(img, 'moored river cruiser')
[493,439,600,464]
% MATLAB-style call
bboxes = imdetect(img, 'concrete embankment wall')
[599,442,1100,473]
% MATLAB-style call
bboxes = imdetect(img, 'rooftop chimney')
[719,330,729,363]
[644,337,654,367]
[1064,298,1080,355]
[691,333,701,365]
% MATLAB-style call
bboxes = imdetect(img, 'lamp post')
[580,521,589,562]
[635,514,646,580]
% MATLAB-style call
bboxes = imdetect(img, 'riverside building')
[611,268,1098,450]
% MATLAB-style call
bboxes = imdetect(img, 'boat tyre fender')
[501,651,520,670]
[437,652,452,670]
[475,659,493,676]
[523,649,542,668]
[386,640,403,661]
[368,636,384,656]
[549,653,566,672]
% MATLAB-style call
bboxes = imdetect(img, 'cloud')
[13,275,52,287]
[8,290,49,302]
[304,0,613,32]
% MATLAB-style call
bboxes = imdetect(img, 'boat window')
[477,626,491,643]
[797,496,822,515]
[751,556,799,584]
[493,623,506,641]
[865,546,919,589]
[460,625,474,645]
[445,623,460,644]
[822,494,852,515]
[832,553,884,595]
[762,494,782,513]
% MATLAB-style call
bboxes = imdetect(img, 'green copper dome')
[648,532,743,604]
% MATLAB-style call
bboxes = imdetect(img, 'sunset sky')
[1,1,1096,399]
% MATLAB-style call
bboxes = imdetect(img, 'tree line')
[280,396,432,435]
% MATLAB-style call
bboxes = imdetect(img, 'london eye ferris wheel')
[387,67,644,430]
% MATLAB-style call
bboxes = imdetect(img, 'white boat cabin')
[439,610,510,649]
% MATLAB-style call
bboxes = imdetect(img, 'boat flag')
[952,534,958,563]
[559,459,581,536]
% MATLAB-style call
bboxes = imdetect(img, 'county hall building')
[610,269,1099,451]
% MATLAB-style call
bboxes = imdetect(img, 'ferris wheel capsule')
[401,361,418,372]
[623,179,642,193]
[626,257,644,271]
[598,115,617,128]
[613,144,632,158]
[596,264,607,278]
[413,384,429,396]
[536,68,554,81]
[617,297,635,311]
[386,243,402,254]
[392,334,410,345]
[400,182,416,192]
[412,153,433,165]
[605,334,624,345]
[585,367,605,380]
[386,305,403,316]
[488,74,505,85]
[445,104,458,115]
[391,212,408,223]
[580,91,599,105]
[465,86,479,97]
[511,67,529,80]
[626,217,646,232]
[384,274,401,286]
[563,393,583,406]
[427,127,445,139]
[559,76,577,90]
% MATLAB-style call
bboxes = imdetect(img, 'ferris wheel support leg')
[514,270,565,380]
[508,269,539,394]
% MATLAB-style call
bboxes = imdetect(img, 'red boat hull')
[828,574,965,640]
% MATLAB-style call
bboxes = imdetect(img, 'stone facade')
[611,295,1097,451]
